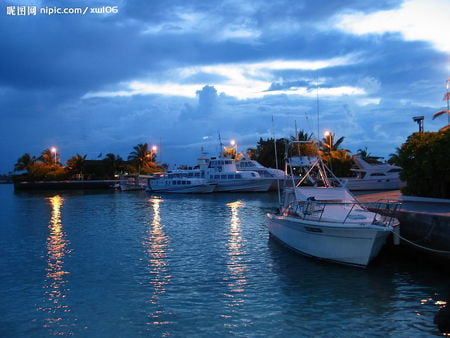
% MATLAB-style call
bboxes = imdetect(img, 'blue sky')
[1,0,449,172]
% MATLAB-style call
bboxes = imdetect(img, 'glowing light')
[152,145,158,152]
[324,130,331,137]
[145,197,171,326]
[223,200,247,314]
[41,195,73,335]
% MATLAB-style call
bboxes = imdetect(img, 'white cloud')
[335,0,450,53]
[83,55,365,100]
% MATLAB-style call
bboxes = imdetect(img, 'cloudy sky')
[1,0,449,172]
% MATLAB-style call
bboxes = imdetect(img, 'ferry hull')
[148,183,216,193]
[213,179,272,192]
[267,214,391,267]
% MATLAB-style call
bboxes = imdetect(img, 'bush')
[397,130,450,198]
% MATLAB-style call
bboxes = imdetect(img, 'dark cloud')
[0,0,448,172]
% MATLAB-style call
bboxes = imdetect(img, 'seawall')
[357,190,450,259]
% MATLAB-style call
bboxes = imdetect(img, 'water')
[0,184,448,337]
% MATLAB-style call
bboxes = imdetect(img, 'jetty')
[357,190,450,259]
[14,180,117,190]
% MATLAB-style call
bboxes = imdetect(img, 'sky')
[1,0,449,173]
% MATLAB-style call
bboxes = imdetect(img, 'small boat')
[341,156,404,191]
[235,157,286,190]
[147,172,216,193]
[118,174,152,191]
[267,141,400,267]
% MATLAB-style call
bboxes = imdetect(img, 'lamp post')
[50,147,57,165]
[230,139,237,158]
[323,131,331,154]
[151,145,158,162]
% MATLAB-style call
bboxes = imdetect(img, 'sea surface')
[0,184,448,337]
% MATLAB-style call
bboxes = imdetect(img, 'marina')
[1,183,449,336]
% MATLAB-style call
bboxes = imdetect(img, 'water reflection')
[145,197,171,327]
[41,195,73,335]
[224,201,247,316]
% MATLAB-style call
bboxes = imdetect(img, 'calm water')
[0,184,448,337]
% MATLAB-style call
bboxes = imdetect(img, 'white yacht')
[341,156,404,191]
[235,157,286,190]
[147,171,215,193]
[267,141,400,267]
[203,157,272,192]
[190,153,272,192]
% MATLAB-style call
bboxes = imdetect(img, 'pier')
[357,190,450,259]
[13,180,117,190]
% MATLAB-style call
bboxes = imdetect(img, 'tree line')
[13,143,165,181]
[245,129,450,198]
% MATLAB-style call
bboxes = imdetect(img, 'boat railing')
[285,200,401,226]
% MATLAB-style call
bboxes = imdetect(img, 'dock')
[14,180,117,190]
[357,190,450,259]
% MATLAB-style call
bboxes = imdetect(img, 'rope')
[392,229,450,255]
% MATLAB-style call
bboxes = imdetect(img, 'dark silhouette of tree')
[14,153,36,172]
[39,148,60,166]
[397,130,450,198]
[66,154,87,179]
[356,147,382,164]
[128,143,157,174]
[103,153,125,178]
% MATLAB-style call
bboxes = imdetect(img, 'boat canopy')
[294,186,356,203]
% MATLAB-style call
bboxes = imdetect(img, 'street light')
[323,131,331,152]
[230,139,237,158]
[151,145,158,162]
[50,147,57,164]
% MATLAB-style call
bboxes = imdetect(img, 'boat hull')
[343,177,404,191]
[267,214,391,267]
[213,179,272,192]
[148,183,216,193]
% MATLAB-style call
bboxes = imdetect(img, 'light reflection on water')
[0,186,448,337]
[40,195,73,335]
[144,197,172,328]
[223,200,247,317]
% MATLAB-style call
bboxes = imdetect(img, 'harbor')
[0,183,448,336]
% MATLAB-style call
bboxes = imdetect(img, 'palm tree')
[103,153,124,178]
[128,143,156,173]
[433,110,450,131]
[39,148,59,166]
[14,153,36,172]
[292,130,314,142]
[356,147,382,164]
[66,154,87,179]
[321,132,345,155]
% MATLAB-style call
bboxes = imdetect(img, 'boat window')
[370,173,386,176]
[387,169,401,173]
[221,174,227,179]
[236,174,242,179]
[251,173,256,177]
[228,174,234,179]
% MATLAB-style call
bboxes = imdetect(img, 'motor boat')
[341,156,404,191]
[267,141,400,267]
